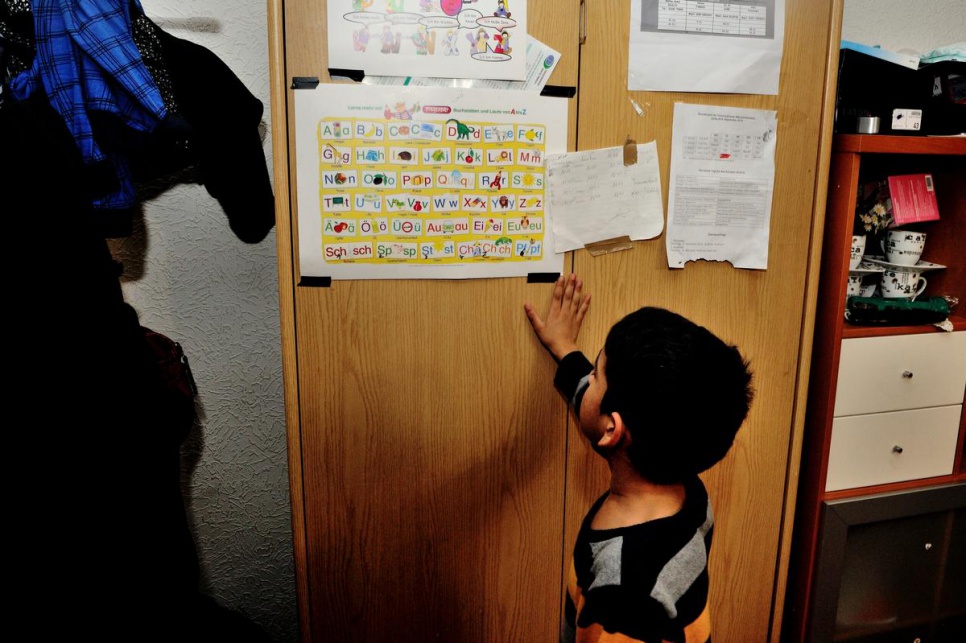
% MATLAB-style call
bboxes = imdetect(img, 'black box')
[919,59,966,135]
[834,49,964,136]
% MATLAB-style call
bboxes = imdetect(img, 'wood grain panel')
[274,1,582,640]
[273,0,837,639]
[570,1,835,641]
[267,1,313,639]
[294,279,574,641]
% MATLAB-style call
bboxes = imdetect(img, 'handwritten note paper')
[545,142,664,253]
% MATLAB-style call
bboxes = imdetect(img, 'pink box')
[887,173,940,227]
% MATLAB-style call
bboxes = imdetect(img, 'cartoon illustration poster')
[328,0,527,81]
[294,83,567,280]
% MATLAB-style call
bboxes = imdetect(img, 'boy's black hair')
[600,307,754,485]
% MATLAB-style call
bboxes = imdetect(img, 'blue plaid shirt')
[8,0,167,211]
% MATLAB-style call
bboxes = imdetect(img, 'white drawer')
[833,332,966,416]
[825,405,961,492]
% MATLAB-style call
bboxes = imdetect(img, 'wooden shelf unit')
[840,314,966,339]
[783,135,966,642]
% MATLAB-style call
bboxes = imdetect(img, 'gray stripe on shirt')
[650,503,714,618]
[587,536,623,591]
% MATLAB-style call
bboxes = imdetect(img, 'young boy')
[524,274,754,643]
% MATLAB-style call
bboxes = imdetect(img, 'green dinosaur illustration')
[446,118,475,140]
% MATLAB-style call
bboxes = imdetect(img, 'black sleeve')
[554,351,593,409]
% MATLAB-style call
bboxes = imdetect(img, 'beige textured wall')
[842,0,965,54]
[107,1,296,640]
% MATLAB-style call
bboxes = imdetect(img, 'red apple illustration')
[441,0,462,17]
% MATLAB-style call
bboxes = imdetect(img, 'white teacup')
[880,269,927,299]
[849,235,866,270]
[884,230,926,266]
[846,274,864,297]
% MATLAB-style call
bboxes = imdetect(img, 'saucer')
[850,261,885,275]
[863,256,946,273]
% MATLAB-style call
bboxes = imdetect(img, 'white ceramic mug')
[879,269,927,299]
[884,230,926,266]
[849,235,866,270]
[845,274,864,296]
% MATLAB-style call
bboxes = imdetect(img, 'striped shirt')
[556,352,714,643]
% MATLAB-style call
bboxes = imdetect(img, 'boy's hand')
[524,274,590,362]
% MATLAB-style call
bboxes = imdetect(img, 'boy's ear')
[597,411,627,450]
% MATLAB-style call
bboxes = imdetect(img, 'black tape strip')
[327,68,366,82]
[527,272,561,283]
[291,76,320,89]
[540,85,576,98]
[298,276,332,288]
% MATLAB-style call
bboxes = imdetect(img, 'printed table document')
[666,103,776,269]
[628,0,785,94]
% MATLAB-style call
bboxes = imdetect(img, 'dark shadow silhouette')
[3,60,273,643]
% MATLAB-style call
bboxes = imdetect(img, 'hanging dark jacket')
[1,0,275,243]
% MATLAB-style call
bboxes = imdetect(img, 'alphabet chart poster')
[327,0,527,81]
[294,83,567,280]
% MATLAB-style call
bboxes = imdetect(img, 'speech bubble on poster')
[476,16,516,30]
[419,15,459,29]
[458,9,483,29]
[343,11,387,26]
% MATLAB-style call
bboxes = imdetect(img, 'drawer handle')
[901,371,914,379]
[893,445,904,454]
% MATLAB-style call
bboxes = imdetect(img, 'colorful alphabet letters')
[318,114,549,268]
[295,84,566,279]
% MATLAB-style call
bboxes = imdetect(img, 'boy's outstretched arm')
[524,274,590,362]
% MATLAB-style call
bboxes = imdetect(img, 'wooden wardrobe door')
[568,1,835,641]
[269,2,582,640]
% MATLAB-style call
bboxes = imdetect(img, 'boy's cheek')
[577,396,600,436]
[573,386,587,418]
